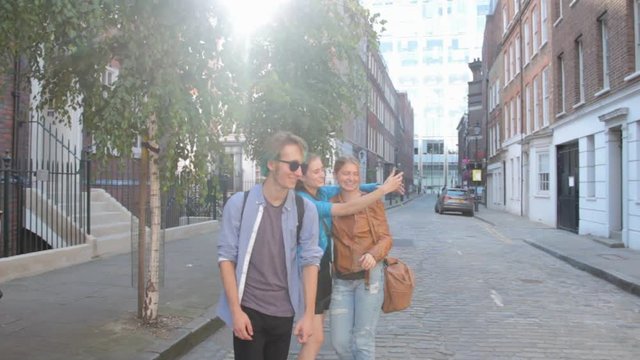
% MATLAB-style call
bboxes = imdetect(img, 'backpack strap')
[241,190,305,242]
[295,194,305,243]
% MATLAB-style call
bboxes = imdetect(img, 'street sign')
[472,169,482,182]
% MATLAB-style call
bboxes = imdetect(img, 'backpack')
[240,191,305,241]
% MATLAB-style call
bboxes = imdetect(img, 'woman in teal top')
[295,154,403,360]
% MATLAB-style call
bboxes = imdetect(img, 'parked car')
[435,188,474,216]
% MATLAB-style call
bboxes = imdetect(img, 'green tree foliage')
[226,0,379,163]
[1,0,235,187]
[1,0,236,323]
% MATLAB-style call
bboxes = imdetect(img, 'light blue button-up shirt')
[216,184,321,326]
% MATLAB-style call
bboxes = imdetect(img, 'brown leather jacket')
[330,194,393,276]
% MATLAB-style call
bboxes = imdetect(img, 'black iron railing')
[0,121,90,258]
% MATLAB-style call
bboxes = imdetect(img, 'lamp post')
[472,124,482,211]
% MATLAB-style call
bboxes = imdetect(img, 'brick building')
[481,0,640,250]
[485,0,506,211]
[550,0,640,247]
[340,42,414,187]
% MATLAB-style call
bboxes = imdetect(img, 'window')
[525,84,532,134]
[511,99,517,137]
[538,152,550,192]
[635,0,640,72]
[557,0,563,21]
[504,51,509,82]
[541,0,549,44]
[524,18,531,64]
[515,156,521,199]
[586,135,595,197]
[599,16,610,89]
[504,106,510,137]
[515,36,521,73]
[102,67,117,86]
[532,7,539,54]
[558,54,566,113]
[533,75,540,130]
[513,0,520,15]
[510,158,515,199]
[503,6,509,32]
[510,43,516,80]
[542,67,550,126]
[516,93,521,134]
[576,37,585,104]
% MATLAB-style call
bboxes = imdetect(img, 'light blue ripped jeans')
[330,262,384,360]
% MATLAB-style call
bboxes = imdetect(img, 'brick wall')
[552,0,639,118]
[1,72,15,156]
[521,0,553,133]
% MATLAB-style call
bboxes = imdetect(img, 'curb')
[473,214,495,227]
[146,310,226,360]
[386,194,422,210]
[523,239,640,298]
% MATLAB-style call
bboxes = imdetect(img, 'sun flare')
[220,0,290,35]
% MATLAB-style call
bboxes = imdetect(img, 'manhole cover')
[519,278,543,284]
[597,254,627,261]
[393,238,415,247]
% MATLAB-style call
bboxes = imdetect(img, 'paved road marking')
[481,223,513,244]
[490,289,504,307]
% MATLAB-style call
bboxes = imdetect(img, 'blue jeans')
[330,262,384,360]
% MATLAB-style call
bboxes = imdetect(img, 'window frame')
[537,152,550,193]
[525,84,532,134]
[634,0,640,72]
[558,54,566,114]
[576,37,585,104]
[533,75,540,131]
[524,17,531,64]
[541,0,549,45]
[532,6,539,56]
[542,66,550,127]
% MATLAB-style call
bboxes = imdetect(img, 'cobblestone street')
[181,196,640,360]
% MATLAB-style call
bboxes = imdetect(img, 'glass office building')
[361,0,491,144]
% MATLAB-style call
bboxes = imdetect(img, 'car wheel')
[438,206,444,215]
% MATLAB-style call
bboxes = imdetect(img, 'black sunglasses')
[277,159,307,173]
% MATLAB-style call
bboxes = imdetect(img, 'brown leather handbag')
[381,256,415,313]
[364,208,415,313]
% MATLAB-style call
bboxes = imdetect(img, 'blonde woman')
[329,156,393,360]
[295,154,402,360]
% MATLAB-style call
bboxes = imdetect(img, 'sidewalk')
[474,206,640,297]
[0,232,225,360]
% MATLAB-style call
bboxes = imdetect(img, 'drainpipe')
[519,10,525,218]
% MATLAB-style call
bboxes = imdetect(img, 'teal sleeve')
[359,183,379,193]
[315,200,333,219]
[318,185,340,200]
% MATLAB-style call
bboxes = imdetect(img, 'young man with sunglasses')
[217,131,322,360]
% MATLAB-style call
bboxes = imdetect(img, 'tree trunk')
[142,114,161,324]
[137,143,149,319]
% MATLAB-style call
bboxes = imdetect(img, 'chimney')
[468,58,482,81]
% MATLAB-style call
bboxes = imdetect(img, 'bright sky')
[220,0,290,35]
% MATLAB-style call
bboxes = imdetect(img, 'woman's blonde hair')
[333,155,359,174]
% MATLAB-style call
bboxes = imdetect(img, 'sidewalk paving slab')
[0,233,222,360]
[474,206,640,298]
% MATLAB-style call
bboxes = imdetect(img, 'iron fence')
[1,121,90,258]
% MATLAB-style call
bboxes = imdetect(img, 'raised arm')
[319,182,380,199]
[330,171,404,217]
